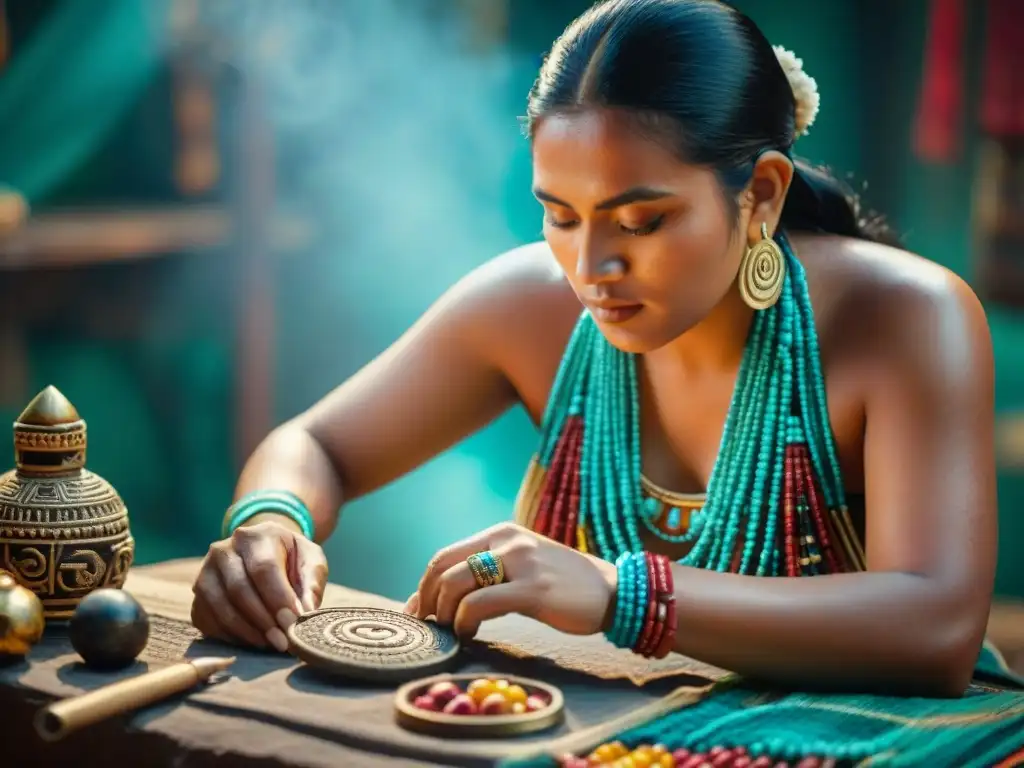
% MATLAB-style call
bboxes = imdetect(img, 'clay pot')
[0,386,134,621]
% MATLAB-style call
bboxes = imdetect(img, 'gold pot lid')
[12,386,87,474]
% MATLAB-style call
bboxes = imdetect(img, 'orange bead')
[657,754,674,768]
[467,679,497,704]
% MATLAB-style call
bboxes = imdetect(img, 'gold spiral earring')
[738,222,786,311]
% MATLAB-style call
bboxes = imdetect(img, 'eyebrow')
[532,186,675,211]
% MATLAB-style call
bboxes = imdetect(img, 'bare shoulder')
[795,234,993,391]
[452,241,582,408]
[455,240,576,315]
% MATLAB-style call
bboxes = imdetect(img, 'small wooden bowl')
[394,673,565,738]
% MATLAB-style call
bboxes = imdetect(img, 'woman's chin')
[593,320,666,355]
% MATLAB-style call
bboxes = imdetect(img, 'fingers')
[403,592,420,615]
[192,559,267,649]
[453,581,535,639]
[434,561,477,626]
[191,594,252,647]
[294,540,329,613]
[232,528,303,629]
[415,523,517,622]
[213,547,291,652]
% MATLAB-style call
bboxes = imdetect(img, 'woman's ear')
[745,150,794,243]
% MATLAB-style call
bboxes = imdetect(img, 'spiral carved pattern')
[292,608,458,669]
[738,237,786,310]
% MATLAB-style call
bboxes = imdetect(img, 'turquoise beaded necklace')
[523,230,862,576]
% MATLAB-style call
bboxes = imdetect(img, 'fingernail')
[277,608,297,630]
[293,597,304,616]
[302,591,316,613]
[267,627,289,653]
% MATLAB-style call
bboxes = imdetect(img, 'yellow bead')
[591,744,618,763]
[657,754,674,768]
[615,758,636,768]
[493,679,511,691]
[505,684,528,705]
[650,745,668,756]
[608,742,629,759]
[630,749,653,767]
[589,747,609,762]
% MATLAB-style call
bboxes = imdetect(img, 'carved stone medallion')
[287,607,461,683]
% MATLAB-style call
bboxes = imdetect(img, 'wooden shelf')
[0,205,313,270]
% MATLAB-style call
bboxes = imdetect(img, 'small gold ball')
[0,577,46,656]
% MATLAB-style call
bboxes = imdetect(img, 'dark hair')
[526,0,897,246]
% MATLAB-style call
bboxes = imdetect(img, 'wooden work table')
[1,559,1021,768]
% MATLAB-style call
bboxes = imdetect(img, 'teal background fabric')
[1,0,1022,602]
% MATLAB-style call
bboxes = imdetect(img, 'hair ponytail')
[782,160,900,246]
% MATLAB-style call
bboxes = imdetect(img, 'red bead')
[783,447,799,576]
[552,420,583,544]
[749,759,773,768]
[795,759,822,768]
[563,428,583,547]
[711,749,734,767]
[534,417,585,545]
[533,431,569,538]
[653,555,677,658]
[679,755,712,768]
[634,554,660,655]
[796,448,841,574]
[732,758,752,768]
[671,748,692,763]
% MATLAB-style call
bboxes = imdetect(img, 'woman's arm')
[666,269,996,697]
[230,244,569,541]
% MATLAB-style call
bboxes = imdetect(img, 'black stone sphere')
[69,589,150,671]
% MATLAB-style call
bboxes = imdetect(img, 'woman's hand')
[191,517,329,652]
[406,522,616,639]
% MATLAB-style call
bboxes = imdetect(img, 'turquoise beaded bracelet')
[222,490,316,541]
[605,552,648,650]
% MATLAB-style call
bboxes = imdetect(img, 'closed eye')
[620,215,664,236]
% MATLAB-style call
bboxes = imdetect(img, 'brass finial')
[13,385,87,473]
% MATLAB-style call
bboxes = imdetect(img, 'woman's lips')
[588,303,643,324]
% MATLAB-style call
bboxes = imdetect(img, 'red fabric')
[914,0,966,162]
[981,0,1024,137]
[915,0,1024,163]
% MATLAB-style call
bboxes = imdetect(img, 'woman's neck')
[645,284,754,375]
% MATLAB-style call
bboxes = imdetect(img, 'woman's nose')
[575,229,627,285]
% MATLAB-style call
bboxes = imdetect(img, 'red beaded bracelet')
[633,552,676,659]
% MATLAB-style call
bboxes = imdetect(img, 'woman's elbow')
[908,607,985,698]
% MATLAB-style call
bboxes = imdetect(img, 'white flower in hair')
[772,45,820,139]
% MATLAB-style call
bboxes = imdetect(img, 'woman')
[192,2,1020,760]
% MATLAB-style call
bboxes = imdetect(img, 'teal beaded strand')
[605,552,648,649]
[534,228,848,579]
